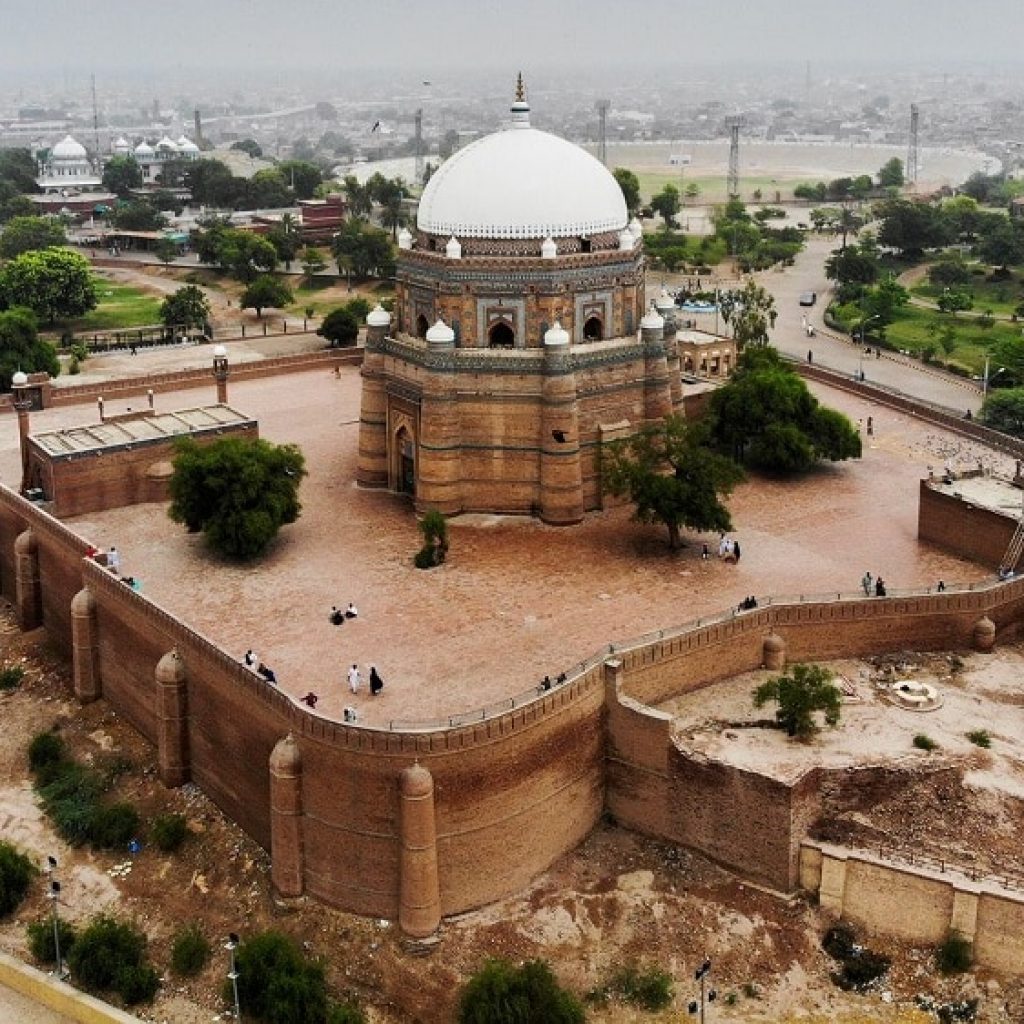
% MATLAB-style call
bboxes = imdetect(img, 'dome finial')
[510,72,530,128]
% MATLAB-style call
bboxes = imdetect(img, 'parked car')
[799,291,817,306]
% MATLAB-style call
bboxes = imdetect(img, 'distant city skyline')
[1,0,1023,81]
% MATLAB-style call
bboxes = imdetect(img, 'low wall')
[918,479,1018,571]
[800,842,1024,975]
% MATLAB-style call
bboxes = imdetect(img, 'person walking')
[107,546,121,574]
[861,571,873,597]
[733,540,741,562]
[347,663,361,694]
[875,576,886,597]
[370,666,384,696]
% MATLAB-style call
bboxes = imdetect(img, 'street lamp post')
[983,356,1007,399]
[225,932,242,1021]
[688,957,716,1023]
[46,856,67,980]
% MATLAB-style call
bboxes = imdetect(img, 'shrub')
[68,355,81,375]
[913,733,938,751]
[459,958,585,1024]
[27,916,77,964]
[604,964,673,1011]
[0,841,36,917]
[28,730,66,773]
[966,729,992,748]
[413,546,437,570]
[822,923,857,961]
[151,813,189,853]
[823,922,890,992]
[327,1003,367,1024]
[935,933,973,975]
[0,665,24,690]
[67,915,157,1005]
[38,762,104,845]
[228,930,328,1024]
[171,923,210,977]
[89,802,140,850]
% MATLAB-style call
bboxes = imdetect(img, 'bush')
[27,916,78,964]
[28,730,66,773]
[151,813,189,853]
[935,933,973,975]
[171,923,210,977]
[68,355,81,375]
[913,733,938,751]
[89,802,140,850]
[38,762,104,845]
[228,931,328,1024]
[459,958,585,1024]
[822,923,857,961]
[966,729,992,748]
[0,665,24,690]
[414,546,438,569]
[605,963,673,1010]
[0,841,36,917]
[67,915,157,1004]
[327,1004,367,1024]
[823,922,890,992]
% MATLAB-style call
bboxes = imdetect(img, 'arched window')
[416,315,429,339]
[489,322,515,349]
[583,316,603,341]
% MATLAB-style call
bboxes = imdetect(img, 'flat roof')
[928,472,1024,516]
[30,404,254,459]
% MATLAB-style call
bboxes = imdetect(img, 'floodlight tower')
[414,107,424,185]
[726,117,742,199]
[907,104,920,186]
[595,99,610,166]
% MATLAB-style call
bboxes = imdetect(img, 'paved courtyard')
[0,364,1006,728]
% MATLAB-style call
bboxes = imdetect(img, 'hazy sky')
[2,0,1023,76]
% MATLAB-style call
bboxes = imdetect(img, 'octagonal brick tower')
[357,75,674,523]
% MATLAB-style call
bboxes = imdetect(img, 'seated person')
[257,663,277,685]
[345,602,359,619]
[329,606,345,626]
[343,705,358,723]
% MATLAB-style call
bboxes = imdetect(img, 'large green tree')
[0,215,66,258]
[650,184,681,228]
[612,167,641,215]
[101,155,143,196]
[111,200,166,231]
[719,278,777,348]
[317,306,359,347]
[459,959,584,1024]
[708,347,861,473]
[0,149,39,194]
[330,220,395,281]
[160,285,211,330]
[0,247,97,324]
[169,437,306,559]
[753,663,842,739]
[602,415,745,550]
[278,160,323,200]
[877,157,905,188]
[980,389,1024,437]
[240,275,293,318]
[825,243,879,289]
[876,199,951,257]
[0,307,59,389]
[0,182,34,224]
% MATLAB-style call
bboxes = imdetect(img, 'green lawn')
[633,172,817,206]
[911,267,1024,317]
[51,278,164,335]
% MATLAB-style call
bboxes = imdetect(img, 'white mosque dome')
[134,141,154,157]
[397,227,413,250]
[416,84,627,241]
[156,136,179,152]
[112,137,131,153]
[366,304,391,328]
[51,135,87,160]
[176,135,199,153]
[425,319,455,345]
[640,307,665,331]
[543,321,570,347]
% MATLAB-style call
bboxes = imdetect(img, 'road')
[0,982,74,1023]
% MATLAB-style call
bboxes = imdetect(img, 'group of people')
[329,603,359,625]
[243,649,278,685]
[717,535,741,562]
[737,595,759,611]
[861,571,887,598]
[537,672,568,694]
[347,663,385,696]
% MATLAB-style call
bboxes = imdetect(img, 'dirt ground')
[1,616,1022,1024]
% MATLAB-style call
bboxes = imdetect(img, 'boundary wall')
[3,479,1024,929]
[800,841,1024,975]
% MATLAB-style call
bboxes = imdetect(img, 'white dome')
[134,141,154,157]
[445,236,462,259]
[628,217,643,240]
[541,236,557,259]
[366,304,391,327]
[416,102,626,240]
[176,135,199,153]
[11,371,28,387]
[544,321,569,347]
[618,229,634,251]
[425,319,455,345]
[655,287,674,313]
[397,227,413,250]
[51,135,87,160]
[156,136,178,152]
[112,137,130,153]
[640,307,665,331]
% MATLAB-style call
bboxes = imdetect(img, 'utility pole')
[726,117,742,199]
[595,99,609,167]
[91,73,100,161]
[414,108,423,185]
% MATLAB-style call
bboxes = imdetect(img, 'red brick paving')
[0,367,1001,728]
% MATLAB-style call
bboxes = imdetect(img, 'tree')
[0,148,40,194]
[0,215,66,258]
[612,168,641,215]
[877,157,905,188]
[160,285,211,330]
[230,139,263,159]
[111,200,166,232]
[342,176,373,218]
[708,347,861,473]
[980,389,1024,438]
[927,257,971,288]
[0,247,96,324]
[317,307,359,347]
[876,199,951,257]
[169,437,306,560]
[301,246,327,277]
[977,217,1024,270]
[245,168,294,209]
[860,275,910,325]
[153,238,179,266]
[753,663,842,739]
[836,206,862,250]
[936,288,973,314]
[650,184,681,228]
[0,307,59,389]
[719,278,777,348]
[0,183,34,224]
[101,155,143,196]
[197,228,277,282]
[182,159,239,207]
[458,959,584,1024]
[278,160,323,200]
[684,181,700,202]
[602,415,745,550]
[266,222,301,269]
[825,244,879,289]
[330,220,395,281]
[240,275,293,318]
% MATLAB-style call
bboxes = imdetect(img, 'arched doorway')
[396,427,415,495]
[583,315,603,341]
[416,315,429,339]
[489,322,515,349]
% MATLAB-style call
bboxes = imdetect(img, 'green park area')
[51,276,163,335]
[910,265,1024,318]
[632,171,814,206]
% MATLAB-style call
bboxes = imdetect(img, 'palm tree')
[837,206,862,251]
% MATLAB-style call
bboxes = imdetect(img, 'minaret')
[539,323,584,525]
[510,72,531,129]
[356,305,392,489]
[12,372,32,494]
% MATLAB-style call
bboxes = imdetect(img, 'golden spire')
[515,71,525,103]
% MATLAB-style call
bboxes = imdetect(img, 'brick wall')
[918,480,1018,571]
